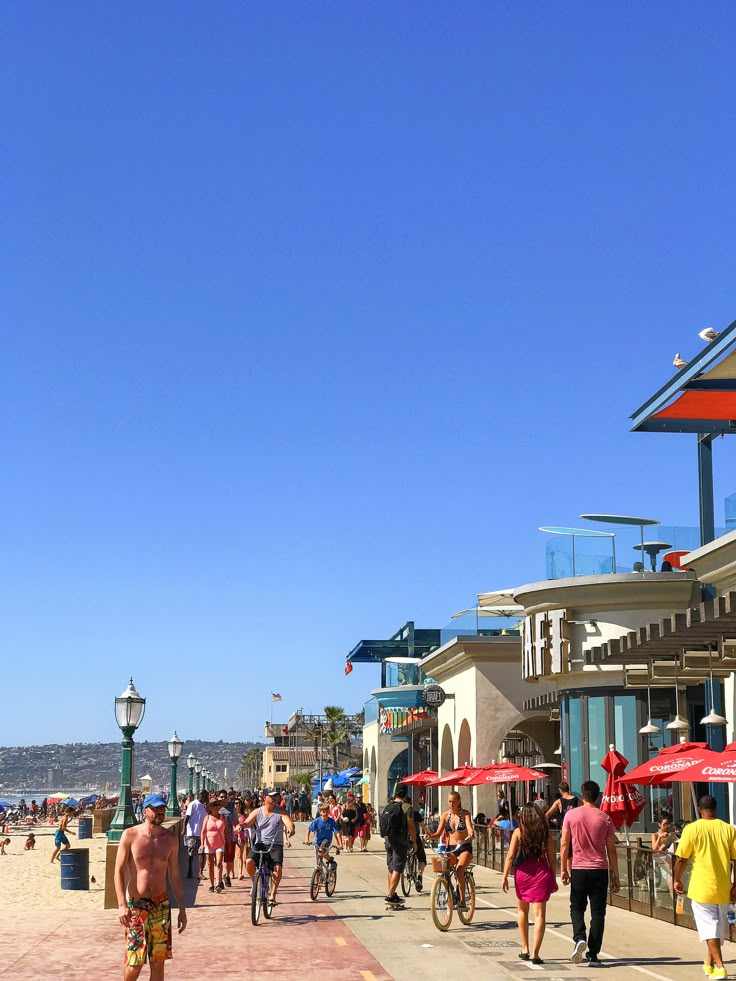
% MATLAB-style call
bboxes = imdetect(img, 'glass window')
[614,695,637,769]
[587,696,607,791]
[568,698,583,795]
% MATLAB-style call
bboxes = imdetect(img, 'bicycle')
[400,844,422,897]
[309,845,337,901]
[250,842,275,925]
[430,858,476,932]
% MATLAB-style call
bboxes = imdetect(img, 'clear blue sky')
[3,3,736,747]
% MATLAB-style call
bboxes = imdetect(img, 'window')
[587,696,606,790]
[614,695,637,769]
[568,698,583,795]
[275,764,287,773]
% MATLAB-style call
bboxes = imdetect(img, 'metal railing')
[471,827,721,934]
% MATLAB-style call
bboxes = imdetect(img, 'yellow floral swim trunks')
[125,893,172,966]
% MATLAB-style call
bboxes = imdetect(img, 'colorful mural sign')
[379,705,435,734]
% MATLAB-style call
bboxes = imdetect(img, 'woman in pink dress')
[501,803,558,965]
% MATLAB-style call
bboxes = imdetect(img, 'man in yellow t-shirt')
[674,794,736,980]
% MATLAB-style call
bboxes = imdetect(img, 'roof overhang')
[584,590,736,666]
[631,319,736,433]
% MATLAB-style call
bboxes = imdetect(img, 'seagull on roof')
[699,327,720,342]
[673,353,687,368]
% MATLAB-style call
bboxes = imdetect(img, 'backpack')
[379,800,406,838]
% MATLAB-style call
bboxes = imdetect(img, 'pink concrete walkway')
[1,863,392,981]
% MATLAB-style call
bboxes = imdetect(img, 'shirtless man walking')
[114,793,187,981]
[50,807,75,863]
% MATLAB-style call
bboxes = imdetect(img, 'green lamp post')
[194,759,202,794]
[186,753,196,795]
[166,731,183,817]
[109,678,146,842]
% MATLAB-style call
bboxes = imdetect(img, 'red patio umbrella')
[665,743,736,784]
[401,769,439,786]
[458,763,548,785]
[600,746,645,830]
[425,764,483,786]
[624,742,711,786]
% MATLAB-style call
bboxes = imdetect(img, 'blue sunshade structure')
[539,525,616,575]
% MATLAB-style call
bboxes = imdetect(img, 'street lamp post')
[186,753,196,795]
[166,731,183,817]
[109,679,146,842]
[194,760,202,794]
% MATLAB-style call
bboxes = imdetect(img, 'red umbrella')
[401,769,439,786]
[425,764,483,786]
[600,746,645,829]
[458,763,547,785]
[625,742,711,786]
[666,744,736,784]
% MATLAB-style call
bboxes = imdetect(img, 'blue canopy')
[80,794,99,804]
[338,768,362,777]
[62,798,81,808]
[0,801,13,809]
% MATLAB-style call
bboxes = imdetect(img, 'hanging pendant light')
[701,645,728,727]
[666,658,689,732]
[639,660,662,735]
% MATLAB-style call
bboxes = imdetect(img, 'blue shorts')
[54,830,69,847]
[314,839,333,854]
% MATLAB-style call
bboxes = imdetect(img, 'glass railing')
[364,697,378,724]
[439,610,522,647]
[544,524,727,580]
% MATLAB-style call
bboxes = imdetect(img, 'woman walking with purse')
[502,803,558,964]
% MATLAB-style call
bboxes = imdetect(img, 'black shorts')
[451,841,473,858]
[253,844,284,868]
[415,838,427,866]
[385,839,408,873]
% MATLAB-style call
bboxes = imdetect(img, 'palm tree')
[324,705,349,770]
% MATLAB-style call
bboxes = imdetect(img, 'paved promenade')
[0,833,729,979]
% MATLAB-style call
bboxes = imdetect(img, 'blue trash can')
[60,848,89,890]
[77,816,93,840]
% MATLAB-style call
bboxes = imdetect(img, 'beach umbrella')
[355,775,370,786]
[458,763,548,785]
[0,801,13,809]
[401,769,439,786]
[61,798,81,808]
[80,794,99,804]
[425,765,483,786]
[600,746,645,830]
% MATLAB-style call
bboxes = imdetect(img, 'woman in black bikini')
[426,791,475,908]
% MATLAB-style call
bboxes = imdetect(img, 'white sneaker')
[571,940,588,963]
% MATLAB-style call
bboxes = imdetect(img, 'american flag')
[271,692,282,702]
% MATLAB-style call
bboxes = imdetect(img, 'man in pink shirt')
[560,780,620,968]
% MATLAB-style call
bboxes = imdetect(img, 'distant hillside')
[0,739,266,792]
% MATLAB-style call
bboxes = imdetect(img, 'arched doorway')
[440,724,454,774]
[387,747,409,801]
[457,719,472,766]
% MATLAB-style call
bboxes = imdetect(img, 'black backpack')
[379,800,406,838]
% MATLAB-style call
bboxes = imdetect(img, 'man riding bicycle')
[305,804,343,863]
[243,789,295,905]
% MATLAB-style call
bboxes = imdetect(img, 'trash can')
[77,816,93,840]
[60,848,89,890]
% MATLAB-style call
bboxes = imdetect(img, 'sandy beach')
[0,826,107,911]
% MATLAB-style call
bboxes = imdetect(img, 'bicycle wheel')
[430,874,453,932]
[457,873,476,925]
[400,856,414,897]
[263,870,274,919]
[325,862,337,897]
[310,868,322,901]
[250,873,262,925]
